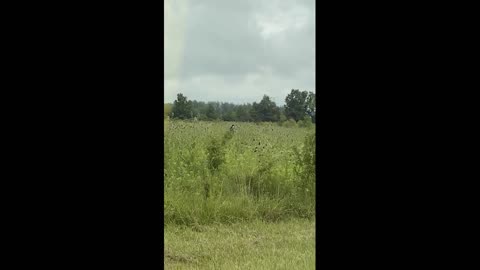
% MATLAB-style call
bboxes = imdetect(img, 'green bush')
[283,119,298,128]
[298,118,313,128]
[292,132,316,200]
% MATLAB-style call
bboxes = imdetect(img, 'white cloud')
[164,0,188,80]
[164,0,315,104]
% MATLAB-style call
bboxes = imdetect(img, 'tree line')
[165,89,315,123]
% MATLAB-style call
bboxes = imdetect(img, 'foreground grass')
[164,219,315,270]
[164,120,315,224]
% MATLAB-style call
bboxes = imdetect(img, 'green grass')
[164,219,315,270]
[164,120,315,225]
[164,120,316,268]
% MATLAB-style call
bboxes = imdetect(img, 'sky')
[165,0,315,106]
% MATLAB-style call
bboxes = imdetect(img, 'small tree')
[171,93,193,120]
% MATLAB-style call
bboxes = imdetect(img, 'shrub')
[283,119,298,128]
[298,118,313,128]
[292,132,316,200]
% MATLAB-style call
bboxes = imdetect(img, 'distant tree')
[285,89,307,121]
[206,103,220,120]
[192,100,208,119]
[171,93,193,120]
[169,94,298,123]
[306,92,316,123]
[250,102,259,122]
[191,100,200,118]
[223,110,236,121]
[220,102,233,121]
[284,89,315,122]
[236,105,251,122]
[253,95,280,122]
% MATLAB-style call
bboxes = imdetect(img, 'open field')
[165,219,315,270]
[164,120,315,225]
[164,120,316,268]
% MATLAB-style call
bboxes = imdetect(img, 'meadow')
[164,120,315,268]
[165,219,315,270]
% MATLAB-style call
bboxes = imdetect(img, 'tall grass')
[164,120,315,225]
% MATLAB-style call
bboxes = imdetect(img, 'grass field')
[164,120,316,268]
[165,219,315,270]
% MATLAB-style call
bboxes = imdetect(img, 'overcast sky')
[165,0,315,106]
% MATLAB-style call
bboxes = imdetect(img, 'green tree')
[171,93,193,120]
[235,105,251,122]
[252,95,280,122]
[306,92,316,123]
[206,103,220,120]
[223,110,236,121]
[284,89,315,122]
[220,102,236,121]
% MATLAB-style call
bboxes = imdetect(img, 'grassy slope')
[165,219,315,270]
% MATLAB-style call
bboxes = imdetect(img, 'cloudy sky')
[165,0,315,106]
